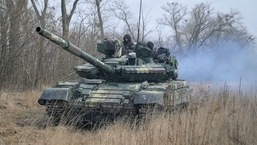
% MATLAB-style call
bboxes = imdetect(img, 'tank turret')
[36,27,178,82]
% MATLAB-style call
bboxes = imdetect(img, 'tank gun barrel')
[36,27,115,74]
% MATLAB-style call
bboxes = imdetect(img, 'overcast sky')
[126,0,257,38]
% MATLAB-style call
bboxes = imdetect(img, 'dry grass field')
[0,82,256,145]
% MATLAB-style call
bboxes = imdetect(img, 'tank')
[36,27,192,125]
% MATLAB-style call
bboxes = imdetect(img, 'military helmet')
[147,41,154,50]
[123,34,132,42]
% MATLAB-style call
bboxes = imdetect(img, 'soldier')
[146,41,154,50]
[123,34,135,54]
[157,47,171,63]
[156,47,178,78]
[146,41,157,59]
[135,41,155,64]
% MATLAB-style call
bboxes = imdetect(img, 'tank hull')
[39,79,192,124]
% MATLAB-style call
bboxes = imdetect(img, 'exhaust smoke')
[177,43,257,88]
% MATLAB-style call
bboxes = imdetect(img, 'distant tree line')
[159,2,254,54]
[0,0,254,90]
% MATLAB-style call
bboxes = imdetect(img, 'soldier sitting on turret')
[157,47,171,63]
[135,41,154,64]
[146,41,154,50]
[157,47,177,65]
[157,47,178,79]
[123,34,135,54]
[146,41,157,60]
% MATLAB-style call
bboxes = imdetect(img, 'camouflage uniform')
[146,41,157,59]
[123,34,135,54]
[157,47,171,63]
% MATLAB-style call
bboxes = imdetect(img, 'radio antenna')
[136,0,143,45]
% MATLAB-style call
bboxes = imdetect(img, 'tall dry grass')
[0,83,256,145]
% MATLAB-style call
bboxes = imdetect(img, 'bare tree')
[140,9,156,42]
[160,2,186,51]
[31,0,48,27]
[111,0,155,42]
[0,0,34,89]
[209,11,254,48]
[185,3,213,51]
[185,4,253,51]
[72,0,114,52]
[61,0,79,39]
[160,2,254,54]
[95,0,104,41]
[30,0,49,88]
[111,0,137,40]
[0,1,8,89]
